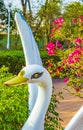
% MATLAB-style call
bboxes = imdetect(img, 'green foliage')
[0,34,7,49]
[0,50,61,74]
[45,87,63,130]
[64,2,83,18]
[34,0,62,44]
[0,34,22,50]
[0,66,29,130]
[0,0,7,27]
[0,50,25,74]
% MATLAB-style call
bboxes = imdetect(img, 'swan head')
[4,65,50,86]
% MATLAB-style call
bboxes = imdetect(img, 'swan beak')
[4,75,28,86]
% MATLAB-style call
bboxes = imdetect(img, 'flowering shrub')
[46,15,83,97]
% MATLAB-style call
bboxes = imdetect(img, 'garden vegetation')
[0,51,63,130]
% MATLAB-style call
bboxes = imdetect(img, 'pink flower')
[51,28,55,33]
[74,49,81,55]
[67,48,81,64]
[54,17,64,32]
[56,68,59,71]
[72,18,77,23]
[48,49,55,55]
[64,77,69,82]
[71,49,81,56]
[58,17,64,23]
[53,17,64,26]
[46,42,55,55]
[58,22,62,28]
[75,88,80,92]
[55,40,62,48]
[46,42,55,50]
[68,58,73,64]
[50,34,54,38]
[48,63,52,67]
[53,19,58,25]
[75,38,82,45]
[59,66,63,71]
[75,46,79,49]
[78,16,83,22]
[80,47,83,51]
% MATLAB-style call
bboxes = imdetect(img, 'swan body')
[4,64,52,130]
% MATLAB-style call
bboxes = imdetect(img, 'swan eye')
[18,70,25,76]
[31,72,43,79]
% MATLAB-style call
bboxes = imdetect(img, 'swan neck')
[28,79,52,129]
[22,77,52,130]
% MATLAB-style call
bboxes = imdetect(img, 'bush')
[0,50,60,74]
[0,66,29,130]
[0,34,7,49]
[45,88,63,130]
[46,15,83,97]
[0,50,25,74]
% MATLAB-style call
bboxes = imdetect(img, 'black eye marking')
[31,72,43,79]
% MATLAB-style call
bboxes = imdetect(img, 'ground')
[53,79,83,128]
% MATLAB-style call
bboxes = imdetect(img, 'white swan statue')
[4,64,52,130]
[14,12,45,129]
[14,12,42,112]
